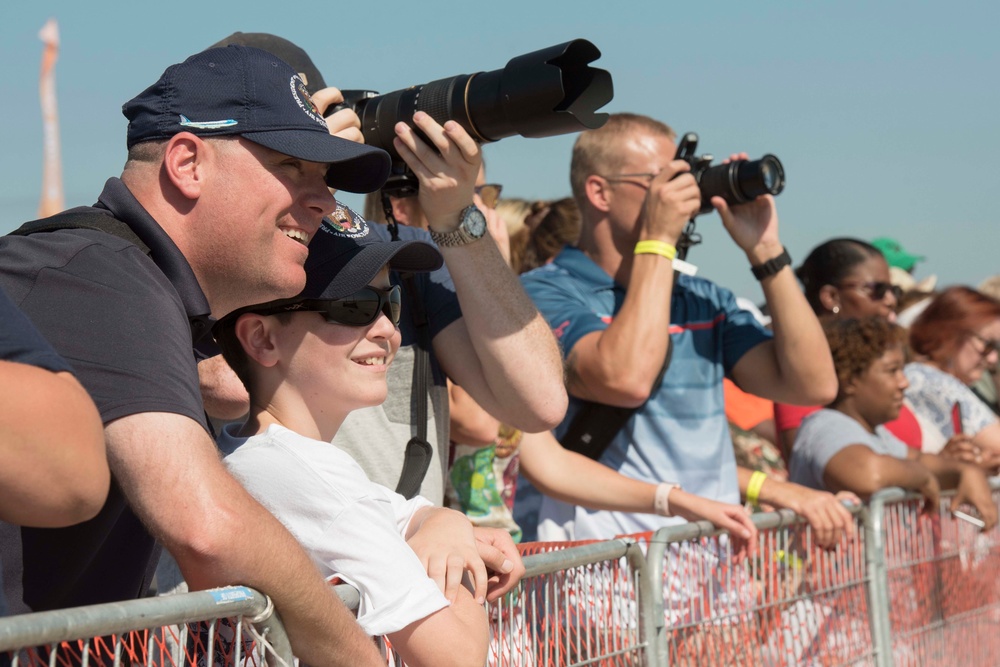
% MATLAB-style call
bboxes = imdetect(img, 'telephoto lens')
[332,39,613,161]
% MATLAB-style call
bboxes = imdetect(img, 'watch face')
[462,206,488,238]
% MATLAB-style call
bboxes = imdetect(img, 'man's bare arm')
[0,363,108,527]
[391,112,567,432]
[105,412,384,667]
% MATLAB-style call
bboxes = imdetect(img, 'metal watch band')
[428,205,485,248]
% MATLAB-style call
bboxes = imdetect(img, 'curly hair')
[824,317,907,403]
[909,286,1000,364]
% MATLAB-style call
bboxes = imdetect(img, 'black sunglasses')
[969,332,1000,358]
[837,280,902,302]
[252,285,401,327]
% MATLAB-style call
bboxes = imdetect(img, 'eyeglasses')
[837,280,902,302]
[474,183,503,209]
[598,172,657,189]
[969,332,1000,358]
[253,285,402,327]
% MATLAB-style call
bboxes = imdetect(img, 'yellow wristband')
[634,240,677,261]
[746,471,768,508]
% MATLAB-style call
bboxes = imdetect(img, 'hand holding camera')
[668,133,787,260]
[311,87,364,145]
[393,112,481,233]
[637,161,701,245]
[709,152,783,263]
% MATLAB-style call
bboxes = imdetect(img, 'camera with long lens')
[327,39,614,197]
[675,132,785,217]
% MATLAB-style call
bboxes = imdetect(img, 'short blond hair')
[569,113,676,205]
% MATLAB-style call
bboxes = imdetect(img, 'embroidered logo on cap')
[289,75,326,127]
[325,204,369,238]
[178,115,238,130]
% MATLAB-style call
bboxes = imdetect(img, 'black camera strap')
[9,211,152,256]
[559,340,672,460]
[380,191,435,499]
[393,272,435,499]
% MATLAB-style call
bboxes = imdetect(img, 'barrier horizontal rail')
[0,586,293,667]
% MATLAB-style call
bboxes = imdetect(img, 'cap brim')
[243,130,391,194]
[308,240,443,300]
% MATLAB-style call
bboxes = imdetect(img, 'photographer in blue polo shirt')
[518,113,855,546]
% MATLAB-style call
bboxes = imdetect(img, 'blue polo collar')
[95,178,213,343]
[551,245,620,292]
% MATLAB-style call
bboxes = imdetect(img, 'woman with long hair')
[905,286,1000,469]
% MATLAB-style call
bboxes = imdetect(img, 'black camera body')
[675,132,785,216]
[328,39,614,197]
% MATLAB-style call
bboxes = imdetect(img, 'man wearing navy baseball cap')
[0,46,392,665]
[194,34,569,511]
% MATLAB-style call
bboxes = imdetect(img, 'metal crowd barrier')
[1,480,997,667]
[0,586,293,667]
[487,537,651,667]
[867,482,1000,667]
[643,506,873,667]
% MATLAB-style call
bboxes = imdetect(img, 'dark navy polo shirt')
[0,288,74,619]
[0,178,211,614]
[0,288,73,373]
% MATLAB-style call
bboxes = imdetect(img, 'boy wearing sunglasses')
[213,207,519,667]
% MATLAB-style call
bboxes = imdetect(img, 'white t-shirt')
[219,424,449,637]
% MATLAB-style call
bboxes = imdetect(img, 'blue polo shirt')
[518,246,771,540]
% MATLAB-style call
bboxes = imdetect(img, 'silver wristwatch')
[429,205,488,248]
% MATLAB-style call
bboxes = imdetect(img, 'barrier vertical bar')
[864,488,904,667]
[643,535,669,667]
[620,539,659,667]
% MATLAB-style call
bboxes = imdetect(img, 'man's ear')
[235,314,280,369]
[584,174,612,213]
[162,132,206,200]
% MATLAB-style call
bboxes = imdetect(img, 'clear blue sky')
[2,0,997,302]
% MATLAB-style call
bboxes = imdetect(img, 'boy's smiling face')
[275,266,401,426]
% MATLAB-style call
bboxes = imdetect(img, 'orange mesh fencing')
[5,618,272,667]
[635,515,874,667]
[488,538,646,666]
[881,489,1000,667]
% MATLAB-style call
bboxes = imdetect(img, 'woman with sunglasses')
[212,215,521,667]
[904,286,1000,471]
[773,237,919,462]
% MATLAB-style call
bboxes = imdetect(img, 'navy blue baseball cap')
[122,45,390,193]
[214,202,442,329]
[209,32,327,95]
